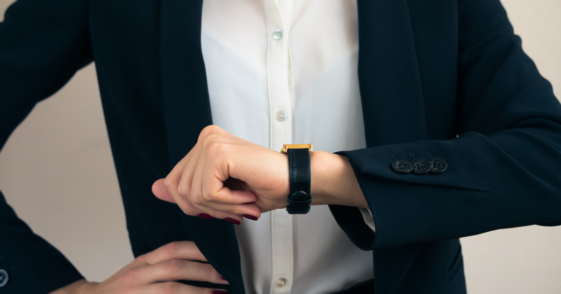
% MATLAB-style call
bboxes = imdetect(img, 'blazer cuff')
[328,204,375,251]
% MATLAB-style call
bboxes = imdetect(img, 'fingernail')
[212,290,229,294]
[198,213,214,220]
[219,274,226,280]
[243,214,258,221]
[225,217,241,225]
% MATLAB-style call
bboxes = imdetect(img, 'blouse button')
[273,29,283,40]
[276,277,288,289]
[276,110,287,121]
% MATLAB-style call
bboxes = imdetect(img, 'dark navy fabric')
[1,0,560,293]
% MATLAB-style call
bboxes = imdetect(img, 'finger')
[132,259,229,285]
[189,162,246,222]
[136,282,229,294]
[160,141,201,207]
[184,134,243,222]
[189,201,245,223]
[190,139,208,208]
[191,190,261,220]
[177,142,205,203]
[152,179,175,203]
[136,241,207,267]
[200,142,256,205]
[189,145,246,222]
[165,179,203,216]
[194,202,261,222]
[163,147,206,216]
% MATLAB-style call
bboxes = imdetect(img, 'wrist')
[309,151,340,206]
[310,151,368,208]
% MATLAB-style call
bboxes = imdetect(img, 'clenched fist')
[152,125,368,224]
[152,125,292,224]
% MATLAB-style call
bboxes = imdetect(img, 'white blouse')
[200,0,375,293]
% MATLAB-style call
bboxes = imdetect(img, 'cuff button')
[430,158,448,173]
[391,160,413,173]
[412,159,432,174]
[0,269,9,287]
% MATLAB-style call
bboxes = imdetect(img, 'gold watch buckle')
[280,144,313,154]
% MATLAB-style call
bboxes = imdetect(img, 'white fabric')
[200,0,375,293]
[360,208,377,232]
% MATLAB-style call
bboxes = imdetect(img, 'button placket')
[263,0,295,293]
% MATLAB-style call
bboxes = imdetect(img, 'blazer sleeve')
[0,0,93,292]
[329,0,561,250]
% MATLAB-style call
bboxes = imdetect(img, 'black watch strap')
[286,148,312,214]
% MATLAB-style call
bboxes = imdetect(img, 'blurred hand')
[152,125,292,224]
[50,241,229,294]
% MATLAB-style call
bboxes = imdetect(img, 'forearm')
[310,150,369,209]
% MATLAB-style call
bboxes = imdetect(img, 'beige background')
[0,0,560,293]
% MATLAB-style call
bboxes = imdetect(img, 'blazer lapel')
[357,0,425,293]
[159,0,245,293]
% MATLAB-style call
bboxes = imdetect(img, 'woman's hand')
[152,125,292,224]
[152,125,369,224]
[50,241,229,294]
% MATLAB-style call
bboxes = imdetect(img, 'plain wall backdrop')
[0,0,560,293]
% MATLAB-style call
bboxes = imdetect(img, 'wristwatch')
[280,144,313,214]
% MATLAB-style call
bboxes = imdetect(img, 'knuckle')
[202,133,220,148]
[134,253,147,263]
[163,176,175,189]
[190,192,203,205]
[121,268,139,285]
[177,184,189,197]
[198,263,215,281]
[205,125,223,134]
[164,241,179,257]
[200,125,221,139]
[202,191,215,202]
[229,206,244,215]
[207,143,229,162]
[199,126,212,140]
[164,259,183,275]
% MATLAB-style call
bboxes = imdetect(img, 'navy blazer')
[1,0,560,293]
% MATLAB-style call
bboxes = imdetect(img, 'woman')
[1,0,560,293]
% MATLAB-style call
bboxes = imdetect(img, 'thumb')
[152,178,176,203]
